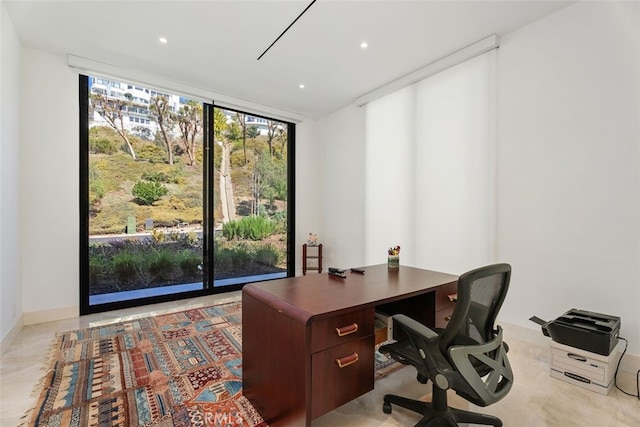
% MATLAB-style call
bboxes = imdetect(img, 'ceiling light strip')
[354,34,500,107]
[257,0,317,61]
[67,54,305,123]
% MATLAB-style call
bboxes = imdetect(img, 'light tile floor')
[1,292,639,426]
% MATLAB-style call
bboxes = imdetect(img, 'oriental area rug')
[22,301,266,427]
[22,301,402,427]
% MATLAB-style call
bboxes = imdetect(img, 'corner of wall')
[0,313,23,355]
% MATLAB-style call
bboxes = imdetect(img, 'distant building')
[89,76,184,137]
[89,76,282,138]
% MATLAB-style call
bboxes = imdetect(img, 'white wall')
[295,118,323,274]
[496,1,640,354]
[0,1,23,347]
[316,105,366,269]
[19,48,79,318]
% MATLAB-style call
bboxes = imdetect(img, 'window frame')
[79,75,296,315]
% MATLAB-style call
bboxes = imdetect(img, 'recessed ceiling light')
[360,41,368,49]
[159,37,168,44]
[299,84,305,89]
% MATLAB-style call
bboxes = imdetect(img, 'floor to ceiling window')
[80,75,295,314]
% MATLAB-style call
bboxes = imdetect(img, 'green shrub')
[89,255,108,283]
[88,166,106,205]
[112,251,142,283]
[270,210,288,233]
[213,245,234,271]
[222,216,275,241]
[254,244,281,266]
[212,240,282,273]
[136,142,166,163]
[132,181,168,205]
[148,249,175,280]
[89,179,106,206]
[89,137,119,155]
[142,171,171,183]
[213,241,252,270]
[177,249,202,276]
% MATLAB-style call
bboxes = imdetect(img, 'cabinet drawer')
[435,306,455,329]
[311,335,375,418]
[435,282,458,311]
[311,308,375,353]
[551,347,606,382]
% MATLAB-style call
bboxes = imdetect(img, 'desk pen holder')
[388,255,399,270]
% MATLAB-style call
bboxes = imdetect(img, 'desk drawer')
[311,334,375,418]
[434,282,457,329]
[311,308,375,353]
[435,282,458,311]
[435,305,455,329]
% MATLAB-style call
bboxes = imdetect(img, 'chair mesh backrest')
[440,264,510,354]
[466,275,503,343]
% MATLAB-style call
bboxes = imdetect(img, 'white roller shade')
[364,50,496,274]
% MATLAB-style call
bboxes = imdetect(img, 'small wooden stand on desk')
[302,243,322,275]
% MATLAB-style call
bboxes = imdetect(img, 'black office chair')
[379,263,513,427]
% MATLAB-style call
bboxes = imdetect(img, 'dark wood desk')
[242,264,458,427]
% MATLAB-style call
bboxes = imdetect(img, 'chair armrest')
[392,314,456,389]
[392,314,439,341]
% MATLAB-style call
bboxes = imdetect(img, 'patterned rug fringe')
[19,333,64,426]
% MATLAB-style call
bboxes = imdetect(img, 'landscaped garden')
[88,100,289,295]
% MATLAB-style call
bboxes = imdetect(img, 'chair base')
[382,390,503,427]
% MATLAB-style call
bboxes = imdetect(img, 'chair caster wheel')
[383,402,392,414]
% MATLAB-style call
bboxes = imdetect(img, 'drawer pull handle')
[336,323,358,337]
[336,353,359,368]
[448,293,457,302]
[444,316,452,322]
[567,353,587,362]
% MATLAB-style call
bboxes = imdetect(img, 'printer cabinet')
[550,340,624,395]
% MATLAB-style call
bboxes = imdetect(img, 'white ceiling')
[5,0,575,119]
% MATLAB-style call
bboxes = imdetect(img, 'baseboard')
[0,313,24,354]
[23,305,78,325]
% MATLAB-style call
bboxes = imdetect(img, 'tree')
[234,112,248,165]
[215,107,237,223]
[149,95,176,165]
[253,152,287,214]
[90,92,137,159]
[213,108,228,141]
[176,100,202,166]
[276,126,287,156]
[247,125,260,139]
[266,120,281,157]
